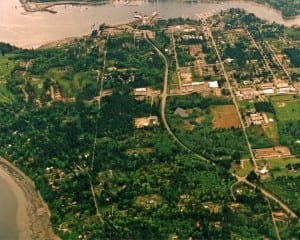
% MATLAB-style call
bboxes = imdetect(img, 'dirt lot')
[254,146,291,158]
[189,45,201,56]
[211,105,241,129]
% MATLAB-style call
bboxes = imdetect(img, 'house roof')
[209,81,219,88]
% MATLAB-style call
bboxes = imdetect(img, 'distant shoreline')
[0,157,59,240]
[20,0,106,13]
[19,0,299,18]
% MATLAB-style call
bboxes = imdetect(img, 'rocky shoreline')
[0,157,59,240]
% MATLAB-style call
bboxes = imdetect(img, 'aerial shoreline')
[0,157,59,240]
[19,0,299,18]
[19,0,107,13]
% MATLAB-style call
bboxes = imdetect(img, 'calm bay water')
[0,0,300,48]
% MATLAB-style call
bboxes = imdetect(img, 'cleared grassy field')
[0,55,16,102]
[0,54,15,80]
[271,95,300,122]
[238,100,255,110]
[42,68,97,97]
[231,159,253,177]
[211,105,241,129]
[262,120,279,145]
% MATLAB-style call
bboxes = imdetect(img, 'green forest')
[0,12,300,239]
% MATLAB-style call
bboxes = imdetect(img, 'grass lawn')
[260,157,300,178]
[43,67,67,82]
[0,54,15,80]
[262,118,279,145]
[170,72,179,90]
[231,159,254,177]
[238,100,255,110]
[0,84,14,103]
[271,95,300,121]
[73,71,96,89]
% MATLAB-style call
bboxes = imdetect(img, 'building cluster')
[246,112,269,126]
[235,82,296,100]
[133,87,161,101]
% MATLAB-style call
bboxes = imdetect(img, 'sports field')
[271,95,300,122]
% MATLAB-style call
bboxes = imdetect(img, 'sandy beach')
[0,157,59,240]
[0,166,30,239]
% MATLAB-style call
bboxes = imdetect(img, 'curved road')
[146,30,298,221]
[233,174,298,219]
[144,33,210,163]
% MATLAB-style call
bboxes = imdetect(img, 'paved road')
[266,197,281,240]
[147,29,298,221]
[234,174,298,219]
[145,33,210,163]
[265,40,291,82]
[246,29,278,83]
[171,33,182,89]
[207,26,257,169]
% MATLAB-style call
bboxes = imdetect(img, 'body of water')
[0,0,300,48]
[0,173,19,240]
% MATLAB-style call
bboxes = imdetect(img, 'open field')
[211,105,241,129]
[238,100,255,110]
[262,120,279,145]
[258,157,300,178]
[42,68,97,97]
[231,159,253,177]
[0,55,16,102]
[247,125,274,149]
[271,95,300,122]
[0,54,15,80]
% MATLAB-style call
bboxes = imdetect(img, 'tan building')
[134,116,159,128]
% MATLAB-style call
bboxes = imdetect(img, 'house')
[258,166,269,175]
[134,116,159,128]
[209,81,219,88]
[134,87,148,100]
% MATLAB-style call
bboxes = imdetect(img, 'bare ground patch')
[211,105,241,129]
[254,146,291,158]
[277,102,286,108]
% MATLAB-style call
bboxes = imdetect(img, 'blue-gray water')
[0,0,300,48]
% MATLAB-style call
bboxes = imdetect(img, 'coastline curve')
[0,157,59,240]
